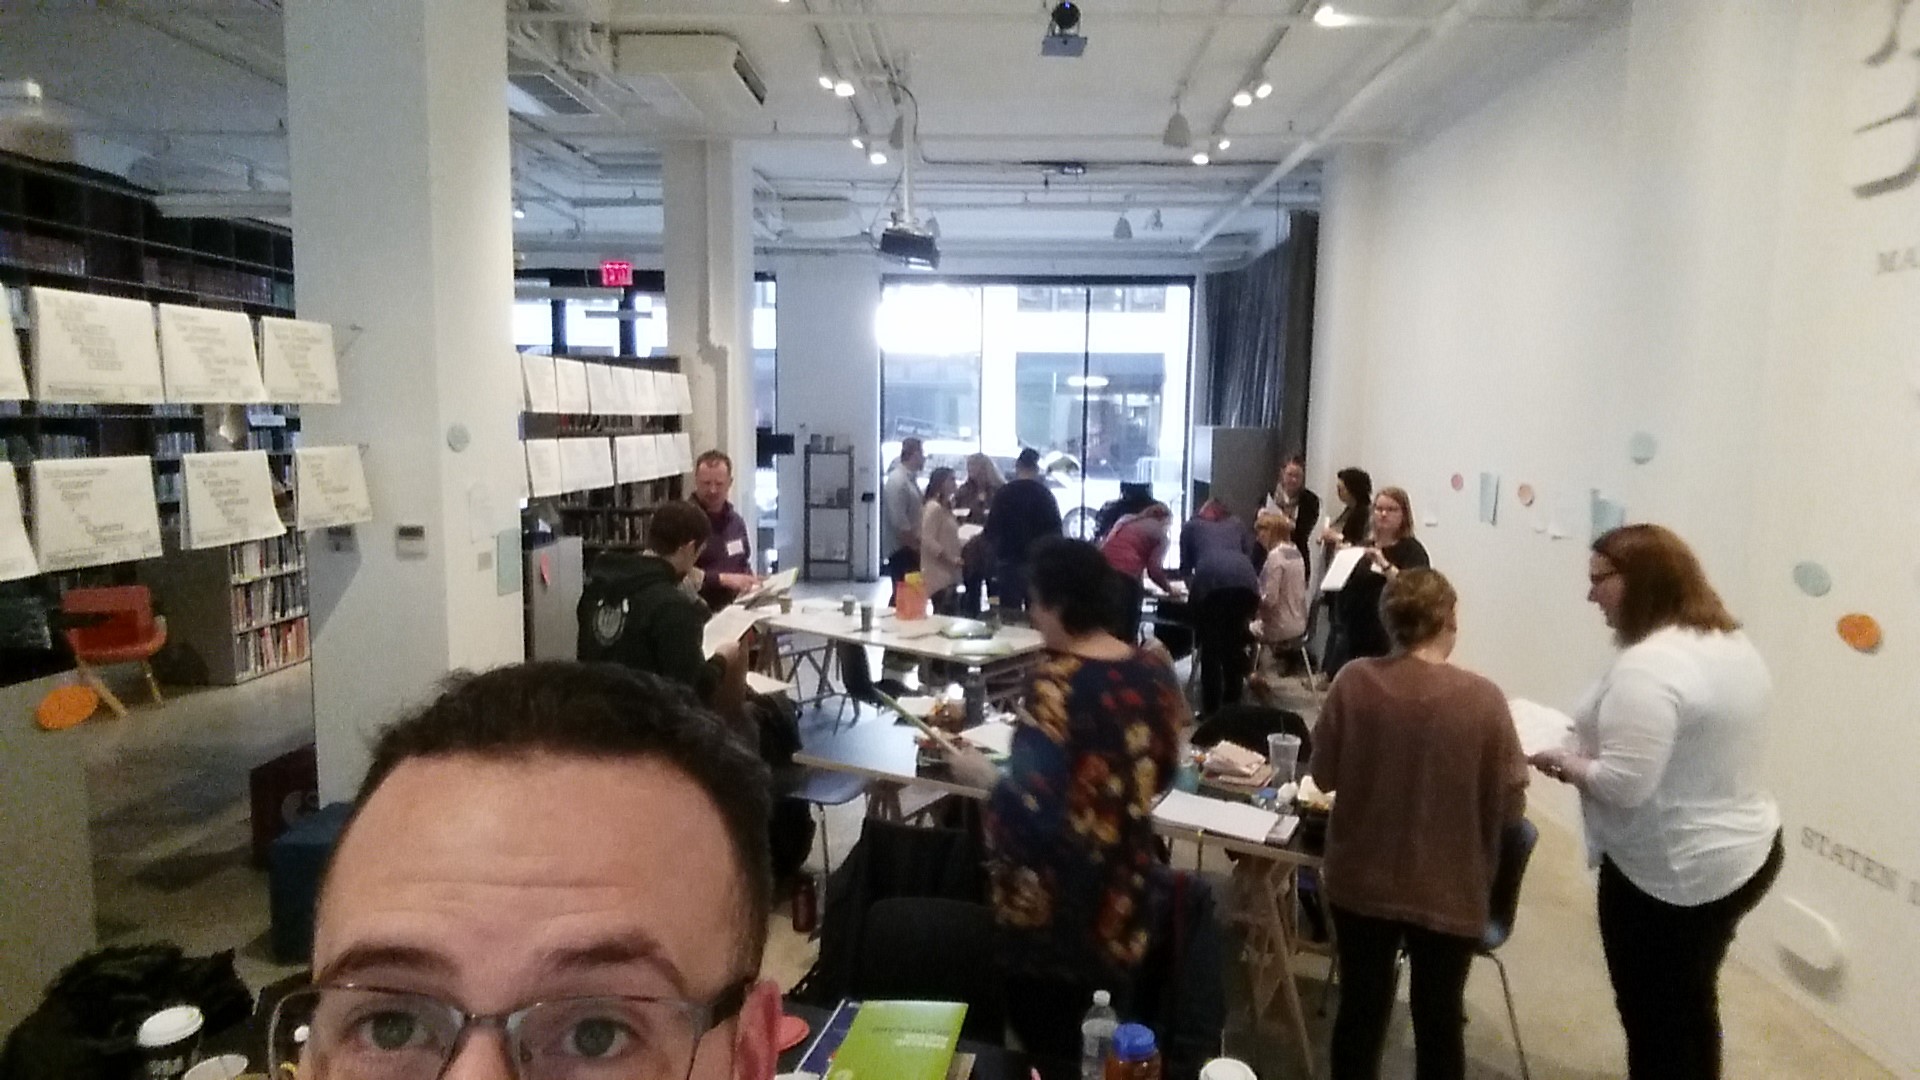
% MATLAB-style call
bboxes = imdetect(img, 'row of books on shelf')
[154,430,198,459]
[234,618,309,680]
[240,428,299,453]
[0,401,201,419]
[0,229,87,277]
[232,575,307,629]
[564,512,651,547]
[231,533,305,579]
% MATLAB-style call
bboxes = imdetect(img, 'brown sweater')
[1311,655,1528,939]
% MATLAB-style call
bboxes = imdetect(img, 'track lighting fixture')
[1313,3,1357,27]
[1232,88,1253,108]
[1191,151,1211,166]
[1254,77,1274,99]
[1215,136,1232,151]
[1148,209,1164,231]
[833,80,856,97]
[818,75,835,90]
[868,149,889,166]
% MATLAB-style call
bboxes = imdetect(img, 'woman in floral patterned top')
[944,537,1189,1058]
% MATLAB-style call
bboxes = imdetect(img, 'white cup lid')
[1199,1058,1258,1080]
[183,1054,249,1080]
[137,1005,205,1048]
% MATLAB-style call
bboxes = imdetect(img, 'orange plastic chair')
[61,585,168,719]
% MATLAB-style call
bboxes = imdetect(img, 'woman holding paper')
[1530,524,1781,1080]
[1328,486,1429,674]
[940,537,1188,1060]
[1311,568,1528,1080]
[918,467,965,614]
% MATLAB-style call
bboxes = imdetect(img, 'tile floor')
[69,628,1892,1079]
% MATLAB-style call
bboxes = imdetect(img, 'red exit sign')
[599,260,634,288]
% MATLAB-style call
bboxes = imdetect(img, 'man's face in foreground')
[311,755,778,1080]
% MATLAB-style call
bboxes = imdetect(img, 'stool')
[268,801,354,964]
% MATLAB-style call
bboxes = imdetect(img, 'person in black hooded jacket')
[577,500,747,721]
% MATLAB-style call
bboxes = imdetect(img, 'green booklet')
[825,999,967,1080]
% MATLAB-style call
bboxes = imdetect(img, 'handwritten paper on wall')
[293,446,375,529]
[0,468,38,582]
[260,317,341,404]
[559,437,615,492]
[0,301,28,400]
[671,432,693,474]
[554,359,591,414]
[31,456,165,571]
[182,451,285,549]
[29,288,166,403]
[157,305,269,403]
[524,439,563,498]
[614,435,650,485]
[585,363,619,416]
[521,353,559,414]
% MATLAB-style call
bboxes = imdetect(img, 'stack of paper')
[1152,789,1282,845]
[1509,698,1577,756]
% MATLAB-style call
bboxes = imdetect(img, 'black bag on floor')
[0,945,253,1080]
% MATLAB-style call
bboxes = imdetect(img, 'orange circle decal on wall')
[1837,614,1882,654]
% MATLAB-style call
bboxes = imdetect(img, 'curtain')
[1203,212,1320,453]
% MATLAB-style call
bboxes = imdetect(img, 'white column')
[663,140,755,478]
[284,0,524,801]
[1304,144,1384,493]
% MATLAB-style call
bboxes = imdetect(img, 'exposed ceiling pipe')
[505,9,1584,29]
[1189,0,1493,250]
[1201,0,1311,140]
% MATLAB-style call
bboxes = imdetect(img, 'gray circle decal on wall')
[1792,561,1832,597]
[1629,432,1659,464]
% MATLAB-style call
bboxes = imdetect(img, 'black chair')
[1189,704,1312,770]
[1478,817,1539,1080]
[833,642,913,729]
[852,897,1006,1043]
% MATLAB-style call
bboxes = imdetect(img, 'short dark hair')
[347,661,773,967]
[1593,524,1739,645]
[1028,536,1121,637]
[1284,453,1306,469]
[648,500,712,555]
[1015,448,1042,471]
[694,450,732,474]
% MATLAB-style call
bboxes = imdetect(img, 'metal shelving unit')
[802,445,855,581]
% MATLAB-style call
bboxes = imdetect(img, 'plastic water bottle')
[1080,990,1120,1080]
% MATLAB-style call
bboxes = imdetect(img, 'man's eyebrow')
[316,943,456,986]
[545,932,690,996]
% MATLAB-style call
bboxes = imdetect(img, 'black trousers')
[884,546,920,584]
[1330,906,1477,1080]
[1598,833,1784,1080]
[1194,588,1260,715]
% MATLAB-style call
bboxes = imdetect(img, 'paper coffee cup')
[183,1055,250,1080]
[137,1006,205,1080]
[1199,1058,1258,1080]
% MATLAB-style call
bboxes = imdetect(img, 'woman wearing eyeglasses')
[1531,524,1782,1080]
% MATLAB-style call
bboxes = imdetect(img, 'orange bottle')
[896,572,929,621]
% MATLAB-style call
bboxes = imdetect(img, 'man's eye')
[360,1011,423,1051]
[565,1017,635,1059]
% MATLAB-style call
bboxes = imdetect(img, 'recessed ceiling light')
[1216,136,1231,151]
[833,80,856,97]
[513,205,526,220]
[1232,89,1254,108]
[1313,3,1357,27]
[818,75,835,90]
[868,149,889,166]
[1191,151,1211,166]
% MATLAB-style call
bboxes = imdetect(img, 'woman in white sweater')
[1531,524,1782,1080]
[918,466,965,614]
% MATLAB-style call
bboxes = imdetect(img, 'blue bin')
[268,801,354,964]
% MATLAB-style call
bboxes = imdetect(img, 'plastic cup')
[841,595,857,616]
[1267,733,1302,784]
[1200,1058,1259,1080]
[859,603,874,632]
[136,1006,204,1080]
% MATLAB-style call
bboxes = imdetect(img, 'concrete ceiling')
[0,0,1617,266]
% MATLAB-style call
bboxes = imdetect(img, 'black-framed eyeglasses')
[268,980,751,1080]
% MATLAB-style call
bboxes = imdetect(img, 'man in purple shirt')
[692,450,759,610]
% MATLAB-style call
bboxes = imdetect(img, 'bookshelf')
[142,532,310,685]
[803,445,856,581]
[0,149,309,686]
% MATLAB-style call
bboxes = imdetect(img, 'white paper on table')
[613,435,650,485]
[671,431,693,474]
[746,671,794,698]
[670,372,694,414]
[521,354,560,413]
[182,451,285,549]
[559,437,615,492]
[585,362,619,416]
[735,568,799,607]
[31,457,164,571]
[703,604,766,658]
[293,445,375,529]
[960,720,1018,757]
[29,287,165,403]
[157,305,268,403]
[1152,789,1283,845]
[0,468,39,581]
[0,303,25,400]
[958,523,984,544]
[1318,546,1369,592]
[524,439,564,498]
[554,358,592,414]
[1509,698,1577,756]
[259,316,341,404]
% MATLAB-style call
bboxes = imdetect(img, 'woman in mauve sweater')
[1310,568,1528,1080]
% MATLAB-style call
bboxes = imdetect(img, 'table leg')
[866,782,904,822]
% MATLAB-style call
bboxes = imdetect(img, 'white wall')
[1308,2,1920,1072]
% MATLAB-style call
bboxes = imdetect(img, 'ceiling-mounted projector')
[879,217,939,269]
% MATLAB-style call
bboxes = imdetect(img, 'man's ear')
[729,978,783,1080]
